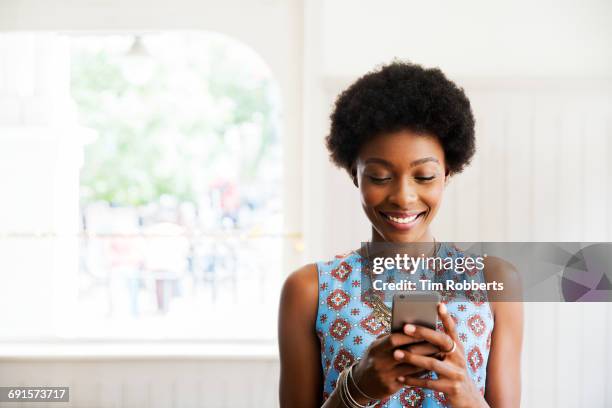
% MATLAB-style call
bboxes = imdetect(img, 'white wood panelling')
[306,78,612,256]
[301,78,612,408]
[435,80,612,243]
[0,359,279,408]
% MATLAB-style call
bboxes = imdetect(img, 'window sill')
[0,340,279,361]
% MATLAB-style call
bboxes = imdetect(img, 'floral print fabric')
[315,242,494,407]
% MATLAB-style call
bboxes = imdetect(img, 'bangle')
[348,361,377,402]
[337,365,378,408]
[337,368,352,407]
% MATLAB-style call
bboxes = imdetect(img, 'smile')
[379,211,426,229]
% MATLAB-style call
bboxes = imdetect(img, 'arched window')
[72,32,283,340]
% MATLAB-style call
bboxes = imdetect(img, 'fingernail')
[439,303,447,314]
[397,376,405,382]
[404,324,415,334]
[394,350,405,360]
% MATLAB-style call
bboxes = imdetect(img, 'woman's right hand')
[350,324,440,401]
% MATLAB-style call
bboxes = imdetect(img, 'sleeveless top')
[315,242,493,407]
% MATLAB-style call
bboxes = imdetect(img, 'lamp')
[121,35,154,85]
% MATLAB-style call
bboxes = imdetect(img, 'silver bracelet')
[338,365,378,408]
[348,361,378,403]
[338,368,353,408]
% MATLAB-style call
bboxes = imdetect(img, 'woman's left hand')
[392,303,488,408]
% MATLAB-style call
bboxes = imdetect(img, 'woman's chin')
[379,228,422,243]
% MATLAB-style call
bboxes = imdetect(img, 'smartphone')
[391,291,441,333]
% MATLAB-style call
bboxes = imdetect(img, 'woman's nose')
[388,177,418,208]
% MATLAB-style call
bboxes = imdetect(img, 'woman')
[279,61,522,407]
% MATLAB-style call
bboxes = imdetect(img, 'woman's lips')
[379,210,426,230]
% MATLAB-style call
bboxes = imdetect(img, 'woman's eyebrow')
[409,157,439,167]
[364,157,439,167]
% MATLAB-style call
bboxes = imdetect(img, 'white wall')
[302,0,612,260]
[317,0,612,79]
[301,2,612,407]
[0,357,279,407]
[304,77,612,256]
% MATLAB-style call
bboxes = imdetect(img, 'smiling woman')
[279,61,523,408]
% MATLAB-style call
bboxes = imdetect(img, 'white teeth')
[387,213,419,224]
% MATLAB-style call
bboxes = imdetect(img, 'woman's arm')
[278,264,323,408]
[278,264,428,408]
[484,257,524,407]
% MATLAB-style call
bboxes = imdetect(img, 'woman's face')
[354,129,448,243]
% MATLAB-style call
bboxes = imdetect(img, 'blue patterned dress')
[315,242,493,407]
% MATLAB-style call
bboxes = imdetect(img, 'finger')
[392,364,429,379]
[381,332,422,352]
[438,303,459,343]
[394,342,440,358]
[402,376,455,394]
[403,323,454,353]
[392,345,440,366]
[366,334,385,353]
[395,352,457,378]
[403,342,440,356]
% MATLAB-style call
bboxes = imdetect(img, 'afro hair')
[326,61,475,177]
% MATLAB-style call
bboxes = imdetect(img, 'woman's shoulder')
[482,255,523,307]
[279,264,320,333]
[281,263,319,305]
[482,256,521,288]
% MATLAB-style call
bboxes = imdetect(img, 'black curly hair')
[326,61,475,177]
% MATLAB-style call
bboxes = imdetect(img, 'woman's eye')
[366,174,437,184]
[368,176,391,184]
[415,175,436,182]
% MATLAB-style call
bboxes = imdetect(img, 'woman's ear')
[444,169,451,186]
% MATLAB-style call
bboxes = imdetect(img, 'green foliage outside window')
[71,34,279,207]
